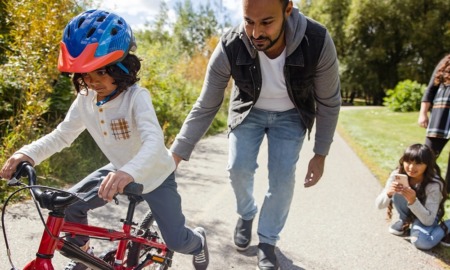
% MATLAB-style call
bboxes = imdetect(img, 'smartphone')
[393,173,409,188]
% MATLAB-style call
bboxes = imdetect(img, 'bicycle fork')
[22,211,114,270]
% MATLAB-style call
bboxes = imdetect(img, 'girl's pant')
[392,193,450,250]
[64,163,203,255]
[227,108,305,246]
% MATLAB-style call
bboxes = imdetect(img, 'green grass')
[337,107,450,183]
[338,106,450,267]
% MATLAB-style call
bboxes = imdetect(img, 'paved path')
[1,127,448,269]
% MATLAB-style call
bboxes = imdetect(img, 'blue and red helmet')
[58,9,136,73]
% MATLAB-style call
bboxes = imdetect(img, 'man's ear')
[285,1,294,17]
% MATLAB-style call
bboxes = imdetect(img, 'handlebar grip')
[123,182,143,195]
[8,161,36,186]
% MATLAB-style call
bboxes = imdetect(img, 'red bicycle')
[1,161,174,270]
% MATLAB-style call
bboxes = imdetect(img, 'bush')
[383,80,426,112]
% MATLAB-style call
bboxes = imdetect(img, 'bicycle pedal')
[152,255,172,267]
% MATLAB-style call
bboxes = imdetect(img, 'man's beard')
[250,17,286,52]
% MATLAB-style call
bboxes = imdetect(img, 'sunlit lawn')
[337,106,450,266]
[337,107,450,183]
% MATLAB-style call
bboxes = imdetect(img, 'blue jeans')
[227,108,305,245]
[392,193,450,250]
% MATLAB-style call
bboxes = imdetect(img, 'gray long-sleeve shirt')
[375,170,443,226]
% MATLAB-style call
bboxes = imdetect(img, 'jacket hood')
[238,7,307,58]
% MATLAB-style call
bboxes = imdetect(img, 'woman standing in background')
[418,54,450,194]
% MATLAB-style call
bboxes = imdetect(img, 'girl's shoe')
[388,220,408,236]
[440,234,450,247]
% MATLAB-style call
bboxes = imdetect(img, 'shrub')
[383,80,426,112]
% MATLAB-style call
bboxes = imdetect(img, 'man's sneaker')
[193,227,209,270]
[257,243,279,270]
[388,220,408,236]
[234,217,253,250]
[441,233,450,247]
[63,246,94,270]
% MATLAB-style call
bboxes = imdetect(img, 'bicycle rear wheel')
[127,210,174,270]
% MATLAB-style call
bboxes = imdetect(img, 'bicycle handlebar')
[8,161,144,211]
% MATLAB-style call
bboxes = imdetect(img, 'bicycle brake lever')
[113,195,119,205]
[7,177,21,186]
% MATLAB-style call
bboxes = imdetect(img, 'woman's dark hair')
[387,144,447,222]
[433,54,450,86]
[71,53,141,94]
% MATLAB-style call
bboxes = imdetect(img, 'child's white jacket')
[18,84,175,193]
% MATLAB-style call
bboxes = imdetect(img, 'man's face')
[242,0,292,58]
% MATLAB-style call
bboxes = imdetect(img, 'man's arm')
[304,31,341,187]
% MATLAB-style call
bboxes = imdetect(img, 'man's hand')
[0,153,35,180]
[304,154,326,188]
[172,153,183,168]
[98,170,133,202]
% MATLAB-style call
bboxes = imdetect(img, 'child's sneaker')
[193,227,209,270]
[388,220,408,236]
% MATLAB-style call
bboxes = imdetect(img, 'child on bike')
[0,9,209,270]
[375,143,450,250]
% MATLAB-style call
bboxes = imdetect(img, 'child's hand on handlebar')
[98,170,134,202]
[0,153,35,180]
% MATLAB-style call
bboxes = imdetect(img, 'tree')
[299,0,450,105]
[0,0,12,65]
[298,0,351,101]
[0,0,85,153]
[138,1,173,44]
[173,0,219,55]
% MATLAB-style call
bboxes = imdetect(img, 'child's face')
[81,68,116,99]
[403,160,427,180]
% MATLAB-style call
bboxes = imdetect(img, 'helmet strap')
[116,62,129,74]
[96,88,119,107]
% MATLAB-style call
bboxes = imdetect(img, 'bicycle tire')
[127,210,174,270]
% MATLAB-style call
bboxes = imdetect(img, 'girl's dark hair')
[71,53,141,94]
[433,54,450,86]
[387,144,447,221]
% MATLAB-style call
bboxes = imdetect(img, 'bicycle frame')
[6,162,171,270]
[22,200,170,270]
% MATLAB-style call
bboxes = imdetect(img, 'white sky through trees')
[89,0,242,30]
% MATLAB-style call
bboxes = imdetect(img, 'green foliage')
[338,107,450,263]
[173,0,219,55]
[0,0,84,152]
[137,41,200,145]
[0,0,229,206]
[135,34,229,146]
[383,80,426,112]
[300,0,450,105]
[0,0,12,65]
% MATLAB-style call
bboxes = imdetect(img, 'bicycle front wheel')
[127,210,174,270]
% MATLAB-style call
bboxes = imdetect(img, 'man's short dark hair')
[281,0,290,10]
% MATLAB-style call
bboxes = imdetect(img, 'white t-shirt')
[254,48,295,111]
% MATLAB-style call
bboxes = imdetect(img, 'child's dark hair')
[72,53,141,94]
[387,144,447,222]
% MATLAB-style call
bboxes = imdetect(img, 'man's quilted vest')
[223,18,326,135]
